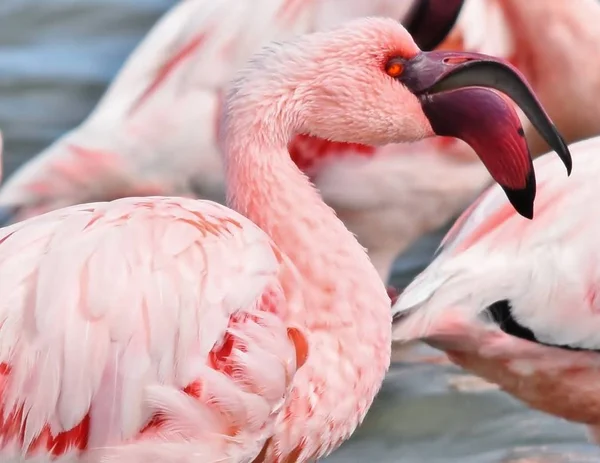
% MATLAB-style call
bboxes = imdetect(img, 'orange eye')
[385,61,404,78]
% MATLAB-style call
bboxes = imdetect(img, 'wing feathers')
[0,198,303,460]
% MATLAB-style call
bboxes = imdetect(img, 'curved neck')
[223,114,388,325]
[221,91,391,459]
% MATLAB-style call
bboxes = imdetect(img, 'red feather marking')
[0,363,90,456]
[26,144,125,198]
[288,135,376,173]
[455,201,516,253]
[214,96,378,174]
[129,32,209,115]
[287,328,308,370]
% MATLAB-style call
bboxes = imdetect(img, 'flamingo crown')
[222,17,433,154]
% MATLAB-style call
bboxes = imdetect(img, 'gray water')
[0,1,598,462]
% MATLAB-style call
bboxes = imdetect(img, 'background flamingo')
[391,135,600,446]
[0,16,564,461]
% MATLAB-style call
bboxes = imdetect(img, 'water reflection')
[0,1,598,462]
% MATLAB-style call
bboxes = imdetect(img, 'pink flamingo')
[0,16,569,462]
[392,135,600,445]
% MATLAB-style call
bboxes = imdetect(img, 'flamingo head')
[221,18,571,218]
[230,17,571,219]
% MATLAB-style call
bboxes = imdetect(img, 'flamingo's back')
[0,196,307,461]
[394,136,600,338]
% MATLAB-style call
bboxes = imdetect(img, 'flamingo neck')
[222,102,391,459]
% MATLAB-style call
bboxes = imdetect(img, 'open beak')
[402,0,465,51]
[394,51,572,219]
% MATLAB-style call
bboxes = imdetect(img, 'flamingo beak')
[395,50,572,219]
[402,0,465,51]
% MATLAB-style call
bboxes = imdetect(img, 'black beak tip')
[564,150,573,176]
[502,185,535,220]
[552,131,572,176]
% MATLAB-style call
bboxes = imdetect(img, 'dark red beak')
[402,0,465,51]
[391,51,572,219]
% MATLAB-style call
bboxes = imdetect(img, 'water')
[0,1,598,461]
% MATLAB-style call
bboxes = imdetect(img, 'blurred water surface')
[0,1,599,462]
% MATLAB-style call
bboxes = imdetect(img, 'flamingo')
[0,0,470,288]
[391,134,600,445]
[0,16,570,462]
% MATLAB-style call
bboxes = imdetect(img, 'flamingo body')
[0,196,307,462]
[392,136,600,442]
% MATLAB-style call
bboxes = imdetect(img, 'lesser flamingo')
[392,135,600,445]
[0,16,569,461]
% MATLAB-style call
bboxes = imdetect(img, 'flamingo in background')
[0,16,571,462]
[391,134,600,446]
[0,0,468,284]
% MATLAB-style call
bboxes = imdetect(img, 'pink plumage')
[0,15,567,461]
[392,135,600,445]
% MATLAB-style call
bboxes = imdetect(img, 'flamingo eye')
[385,59,404,78]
